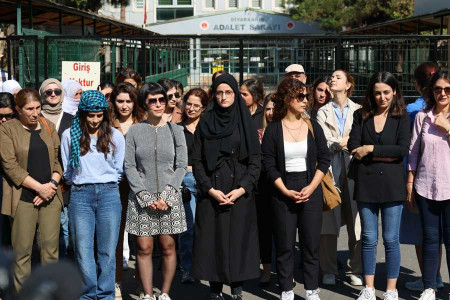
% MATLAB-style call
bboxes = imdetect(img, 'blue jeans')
[416,194,450,289]
[69,183,122,300]
[59,206,69,257]
[357,201,403,278]
[178,172,196,272]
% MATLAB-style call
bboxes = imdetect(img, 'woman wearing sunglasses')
[115,68,142,90]
[262,77,330,300]
[157,78,183,124]
[124,82,187,300]
[408,71,450,300]
[315,70,363,287]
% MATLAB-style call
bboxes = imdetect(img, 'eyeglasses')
[296,93,309,102]
[167,93,181,100]
[433,86,450,95]
[215,90,234,98]
[185,102,203,110]
[45,89,62,97]
[121,70,137,77]
[146,97,166,107]
[0,113,14,120]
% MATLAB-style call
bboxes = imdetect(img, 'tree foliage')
[53,0,129,13]
[288,0,414,32]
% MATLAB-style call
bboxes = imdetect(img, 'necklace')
[283,121,303,142]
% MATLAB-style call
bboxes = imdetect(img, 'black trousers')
[272,172,323,291]
[256,175,273,264]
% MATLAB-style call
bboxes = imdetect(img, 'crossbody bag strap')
[39,116,52,137]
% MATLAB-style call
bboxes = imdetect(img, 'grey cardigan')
[124,123,187,196]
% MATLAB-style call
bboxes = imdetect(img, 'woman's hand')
[36,183,57,201]
[406,183,415,212]
[225,187,245,203]
[435,114,450,134]
[339,136,349,150]
[154,198,169,211]
[351,145,374,160]
[208,188,232,205]
[32,196,46,206]
[298,185,315,203]
[283,189,302,202]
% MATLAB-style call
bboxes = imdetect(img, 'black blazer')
[261,119,330,188]
[348,110,410,203]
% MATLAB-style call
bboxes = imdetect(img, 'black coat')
[261,119,330,188]
[57,112,73,205]
[191,128,261,283]
[348,110,410,203]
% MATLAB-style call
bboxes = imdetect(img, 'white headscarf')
[61,79,82,116]
[1,80,21,95]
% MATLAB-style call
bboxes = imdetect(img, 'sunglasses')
[147,96,166,107]
[167,93,181,100]
[45,89,62,97]
[0,113,14,120]
[121,70,137,77]
[296,93,309,102]
[433,87,450,95]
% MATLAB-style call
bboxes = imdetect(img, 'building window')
[178,0,192,4]
[158,0,173,5]
[156,8,194,21]
[274,0,283,7]
[205,0,215,9]
[251,0,261,7]
[229,0,238,8]
[136,0,145,9]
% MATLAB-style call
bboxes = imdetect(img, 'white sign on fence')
[61,61,100,91]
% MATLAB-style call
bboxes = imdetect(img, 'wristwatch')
[50,179,59,187]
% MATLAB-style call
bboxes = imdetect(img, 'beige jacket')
[316,99,361,236]
[0,118,63,217]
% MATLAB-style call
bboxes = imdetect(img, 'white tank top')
[284,139,308,172]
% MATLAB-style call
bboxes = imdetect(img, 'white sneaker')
[115,282,122,300]
[350,274,364,286]
[159,293,171,300]
[418,288,435,300]
[140,295,156,300]
[280,290,294,300]
[383,289,398,300]
[357,286,376,300]
[306,289,320,300]
[322,273,336,286]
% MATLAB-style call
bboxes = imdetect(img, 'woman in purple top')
[408,71,450,300]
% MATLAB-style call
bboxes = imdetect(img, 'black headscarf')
[198,74,261,172]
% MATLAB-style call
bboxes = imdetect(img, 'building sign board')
[61,61,101,90]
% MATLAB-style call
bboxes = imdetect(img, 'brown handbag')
[305,119,342,211]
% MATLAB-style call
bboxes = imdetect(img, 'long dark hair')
[79,110,115,158]
[361,71,405,120]
[241,78,264,106]
[115,68,142,90]
[272,77,307,122]
[308,76,331,110]
[424,70,450,111]
[110,82,146,123]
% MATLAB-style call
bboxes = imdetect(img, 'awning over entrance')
[146,8,328,35]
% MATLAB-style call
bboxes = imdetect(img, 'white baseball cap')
[285,64,305,74]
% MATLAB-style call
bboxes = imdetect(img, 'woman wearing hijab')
[191,74,261,300]
[61,79,83,116]
[1,80,22,96]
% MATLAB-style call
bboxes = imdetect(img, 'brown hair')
[182,88,208,121]
[261,93,274,133]
[15,88,40,108]
[272,77,307,122]
[308,76,331,111]
[241,78,265,106]
[334,69,355,96]
[110,82,146,124]
[414,62,439,96]
[361,72,405,120]
[424,70,450,111]
[79,110,115,158]
[114,68,142,90]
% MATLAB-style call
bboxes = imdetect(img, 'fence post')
[335,38,343,71]
[133,44,138,71]
[111,42,116,81]
[142,40,147,81]
[239,39,244,86]
[6,38,11,80]
[34,37,39,90]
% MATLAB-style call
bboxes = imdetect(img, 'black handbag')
[347,157,358,180]
[167,122,192,203]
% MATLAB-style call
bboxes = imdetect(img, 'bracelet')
[50,179,59,187]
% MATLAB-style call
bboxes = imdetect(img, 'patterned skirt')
[125,190,187,236]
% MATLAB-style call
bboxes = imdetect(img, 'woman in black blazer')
[348,72,410,300]
[261,78,330,300]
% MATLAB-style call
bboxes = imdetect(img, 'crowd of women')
[0,62,449,300]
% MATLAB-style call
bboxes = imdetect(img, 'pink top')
[408,109,450,201]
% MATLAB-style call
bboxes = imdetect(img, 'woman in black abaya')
[191,74,261,300]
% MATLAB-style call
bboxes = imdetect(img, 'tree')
[54,0,129,20]
[288,0,414,32]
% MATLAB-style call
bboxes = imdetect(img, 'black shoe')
[231,295,242,300]
[258,280,271,288]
